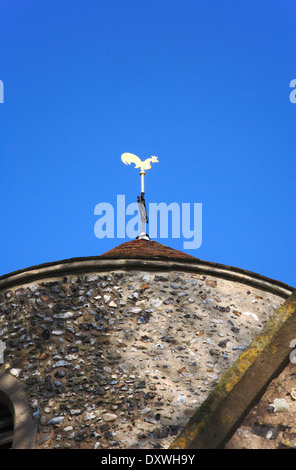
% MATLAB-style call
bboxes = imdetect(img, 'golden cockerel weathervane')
[121,152,159,240]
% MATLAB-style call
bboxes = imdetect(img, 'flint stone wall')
[0,268,286,449]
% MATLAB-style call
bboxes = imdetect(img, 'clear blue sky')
[1,0,296,287]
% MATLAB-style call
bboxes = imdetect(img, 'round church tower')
[0,239,294,449]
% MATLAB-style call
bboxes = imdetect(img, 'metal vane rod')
[121,153,158,240]
[140,169,145,194]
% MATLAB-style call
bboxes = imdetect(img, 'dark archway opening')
[0,401,13,448]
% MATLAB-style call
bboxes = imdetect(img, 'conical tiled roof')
[99,239,197,261]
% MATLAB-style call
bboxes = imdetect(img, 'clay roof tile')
[99,239,197,261]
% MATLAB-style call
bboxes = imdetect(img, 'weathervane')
[121,152,159,240]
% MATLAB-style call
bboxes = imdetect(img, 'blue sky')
[0,0,296,287]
